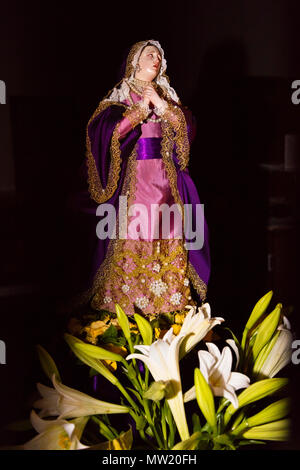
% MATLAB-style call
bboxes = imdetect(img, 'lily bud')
[232,398,290,435]
[241,291,273,350]
[64,333,118,385]
[74,342,124,363]
[252,304,282,360]
[194,368,217,432]
[172,431,202,450]
[224,377,288,426]
[134,313,153,345]
[115,304,131,341]
[241,418,290,441]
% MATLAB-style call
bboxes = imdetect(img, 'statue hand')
[143,94,150,106]
[143,85,163,108]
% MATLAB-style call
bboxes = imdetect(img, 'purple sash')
[136,137,162,160]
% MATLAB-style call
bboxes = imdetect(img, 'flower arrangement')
[6,291,292,450]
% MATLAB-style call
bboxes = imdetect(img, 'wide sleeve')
[86,101,141,204]
[156,99,193,170]
[118,101,151,140]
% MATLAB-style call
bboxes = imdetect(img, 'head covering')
[103,39,181,104]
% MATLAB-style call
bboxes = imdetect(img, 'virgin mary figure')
[65,39,210,317]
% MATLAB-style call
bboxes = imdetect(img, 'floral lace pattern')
[91,238,194,316]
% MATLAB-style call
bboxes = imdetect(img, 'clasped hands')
[142,84,164,109]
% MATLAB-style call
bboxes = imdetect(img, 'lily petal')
[210,346,232,386]
[228,372,251,390]
[206,342,222,362]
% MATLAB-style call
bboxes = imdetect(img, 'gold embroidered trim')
[122,101,149,129]
[86,100,126,204]
[160,118,184,213]
[91,239,193,316]
[187,261,207,302]
[88,144,139,303]
[161,103,190,170]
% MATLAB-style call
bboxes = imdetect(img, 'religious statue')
[65,39,210,317]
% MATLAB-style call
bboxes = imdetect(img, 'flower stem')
[116,382,140,414]
[143,398,164,449]
[166,402,176,448]
[91,416,116,441]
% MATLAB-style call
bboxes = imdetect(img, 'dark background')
[0,0,299,449]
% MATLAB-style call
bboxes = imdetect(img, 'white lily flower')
[184,343,250,408]
[226,339,240,370]
[34,374,129,419]
[257,316,292,379]
[179,303,224,358]
[126,328,190,441]
[22,410,88,450]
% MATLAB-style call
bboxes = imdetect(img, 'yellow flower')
[155,328,162,339]
[84,320,110,344]
[103,360,117,372]
[172,324,182,335]
[175,313,186,325]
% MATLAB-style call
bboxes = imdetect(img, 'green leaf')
[145,426,154,437]
[100,324,118,342]
[192,413,201,433]
[126,388,144,405]
[224,327,241,349]
[213,434,236,450]
[123,362,137,381]
[91,416,116,441]
[89,427,133,450]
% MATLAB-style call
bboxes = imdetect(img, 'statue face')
[136,45,162,81]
